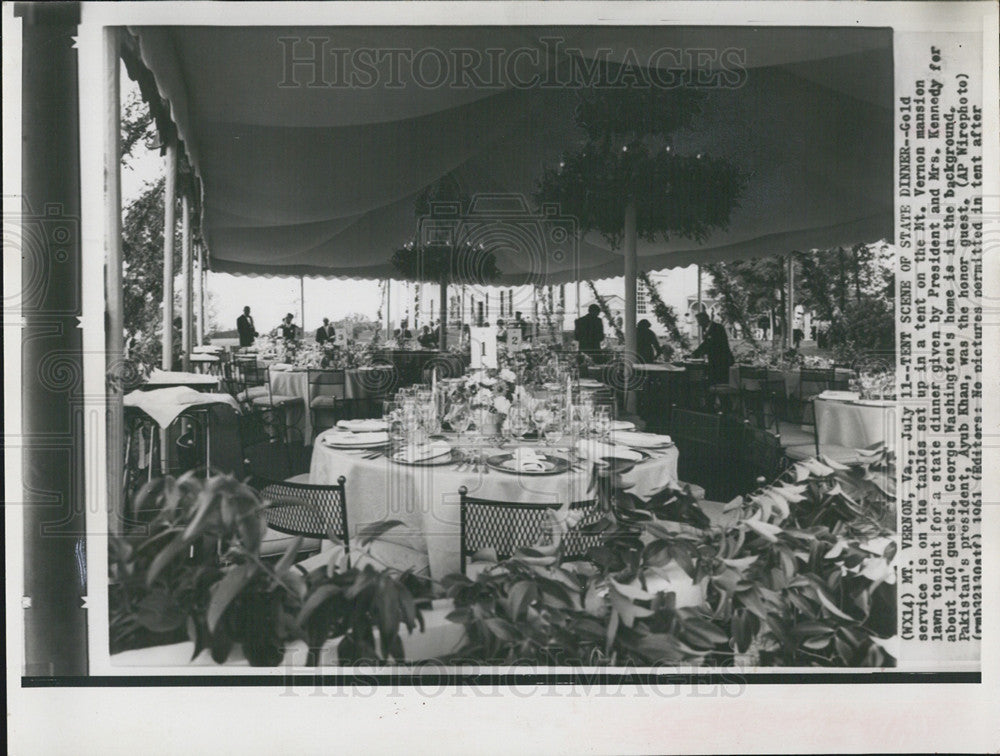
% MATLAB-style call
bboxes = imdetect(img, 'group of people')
[235,307,337,348]
[572,304,734,383]
[235,303,734,382]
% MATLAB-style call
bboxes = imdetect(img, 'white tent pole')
[181,193,192,370]
[623,201,638,358]
[104,26,124,533]
[787,255,795,350]
[300,275,305,333]
[162,139,177,370]
[196,242,205,346]
[385,279,391,339]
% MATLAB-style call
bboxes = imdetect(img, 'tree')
[120,88,200,370]
[391,174,500,349]
[535,75,745,357]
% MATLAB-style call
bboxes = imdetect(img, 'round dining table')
[309,430,680,581]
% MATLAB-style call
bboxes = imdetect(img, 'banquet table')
[813,394,896,451]
[345,365,396,400]
[309,430,680,580]
[268,368,314,441]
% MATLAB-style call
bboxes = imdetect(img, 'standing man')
[236,306,258,348]
[689,311,734,385]
[316,317,335,345]
[574,303,605,358]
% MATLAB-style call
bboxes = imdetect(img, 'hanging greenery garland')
[586,280,624,342]
[638,270,690,351]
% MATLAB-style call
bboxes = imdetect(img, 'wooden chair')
[458,487,603,575]
[249,475,349,562]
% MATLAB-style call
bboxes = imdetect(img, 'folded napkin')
[269,363,292,371]
[322,431,389,447]
[609,420,636,431]
[395,441,451,463]
[508,447,549,472]
[576,439,642,462]
[337,419,388,432]
[614,430,672,448]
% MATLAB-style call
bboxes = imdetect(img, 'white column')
[786,255,795,350]
[623,201,638,358]
[196,241,205,346]
[300,275,306,334]
[104,27,124,533]
[162,139,177,369]
[180,193,192,370]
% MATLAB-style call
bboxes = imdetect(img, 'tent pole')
[104,26,125,538]
[181,194,192,370]
[162,139,177,370]
[385,279,391,340]
[787,255,795,350]
[623,201,638,412]
[300,275,305,334]
[439,279,448,349]
[196,242,205,346]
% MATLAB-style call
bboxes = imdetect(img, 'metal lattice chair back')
[742,421,787,487]
[799,367,835,399]
[458,487,603,573]
[669,406,723,447]
[250,475,349,544]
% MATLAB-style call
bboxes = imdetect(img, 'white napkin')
[578,379,603,388]
[395,441,452,463]
[576,439,643,462]
[337,419,388,432]
[609,420,636,431]
[270,363,292,372]
[507,447,548,472]
[818,390,860,401]
[614,430,672,448]
[323,431,389,447]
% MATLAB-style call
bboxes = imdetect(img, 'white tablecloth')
[124,386,241,428]
[309,431,679,580]
[814,396,896,451]
[144,369,221,390]
[269,369,313,441]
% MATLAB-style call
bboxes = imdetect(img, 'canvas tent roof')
[128,25,893,283]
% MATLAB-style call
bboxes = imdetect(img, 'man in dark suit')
[315,317,335,345]
[236,306,257,347]
[574,304,605,355]
[690,311,735,384]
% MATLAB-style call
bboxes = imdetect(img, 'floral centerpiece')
[443,368,517,434]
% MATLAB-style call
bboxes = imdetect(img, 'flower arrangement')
[446,368,517,416]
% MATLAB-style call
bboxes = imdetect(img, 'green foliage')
[442,450,897,668]
[639,270,690,352]
[535,85,744,248]
[110,474,423,665]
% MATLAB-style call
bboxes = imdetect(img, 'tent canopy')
[129,25,893,283]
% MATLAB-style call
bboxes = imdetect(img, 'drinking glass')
[542,407,566,447]
[506,402,533,443]
[592,406,612,441]
[448,401,471,436]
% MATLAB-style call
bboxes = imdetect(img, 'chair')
[795,367,835,424]
[251,366,306,445]
[249,475,349,561]
[679,363,708,410]
[785,399,877,467]
[308,368,346,436]
[738,366,773,429]
[458,487,604,575]
[231,358,268,403]
[708,365,742,415]
[739,420,787,491]
[668,404,729,500]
